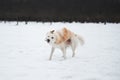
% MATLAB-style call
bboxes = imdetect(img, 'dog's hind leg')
[49,47,55,60]
[71,44,76,57]
[72,47,76,57]
[61,47,66,59]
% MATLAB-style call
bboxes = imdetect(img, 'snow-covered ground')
[0,22,120,80]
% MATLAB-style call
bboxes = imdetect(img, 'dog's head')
[45,30,57,45]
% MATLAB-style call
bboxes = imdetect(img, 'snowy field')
[0,22,120,80]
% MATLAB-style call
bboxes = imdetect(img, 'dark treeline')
[0,0,120,23]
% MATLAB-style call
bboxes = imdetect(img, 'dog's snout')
[47,39,50,43]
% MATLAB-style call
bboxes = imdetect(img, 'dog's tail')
[76,34,84,46]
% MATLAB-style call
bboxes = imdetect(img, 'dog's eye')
[51,37,54,39]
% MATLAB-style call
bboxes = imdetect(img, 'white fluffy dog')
[45,27,84,60]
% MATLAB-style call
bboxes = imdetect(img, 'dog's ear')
[50,30,55,34]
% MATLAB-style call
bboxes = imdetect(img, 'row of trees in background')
[0,0,120,23]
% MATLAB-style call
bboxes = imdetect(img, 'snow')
[0,22,120,80]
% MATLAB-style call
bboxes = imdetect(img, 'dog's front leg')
[49,47,55,60]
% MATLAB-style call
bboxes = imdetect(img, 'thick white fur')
[45,27,84,60]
